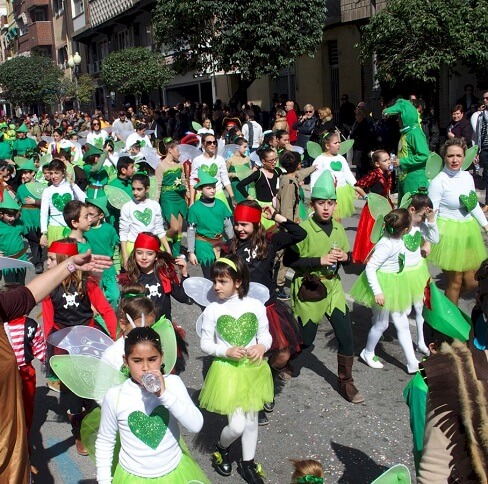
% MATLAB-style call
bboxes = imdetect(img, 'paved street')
[26,196,479,484]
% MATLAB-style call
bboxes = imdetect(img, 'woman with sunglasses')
[189,132,235,208]
[86,118,109,149]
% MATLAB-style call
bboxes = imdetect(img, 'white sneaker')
[360,349,384,369]
[407,361,420,374]
[417,342,430,356]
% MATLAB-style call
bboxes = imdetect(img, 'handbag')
[298,274,327,302]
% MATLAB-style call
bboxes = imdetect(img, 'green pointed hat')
[311,169,337,200]
[83,143,104,161]
[86,194,109,217]
[194,166,218,189]
[371,464,411,484]
[0,122,7,130]
[16,158,37,172]
[16,124,29,133]
[422,281,471,341]
[0,191,20,210]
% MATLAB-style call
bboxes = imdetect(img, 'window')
[72,0,84,17]
[57,47,67,69]
[117,27,134,50]
[32,7,48,22]
[53,0,64,16]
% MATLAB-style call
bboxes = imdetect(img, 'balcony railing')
[25,0,50,10]
[89,0,137,28]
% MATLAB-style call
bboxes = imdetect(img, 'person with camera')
[472,91,488,208]
[293,104,318,149]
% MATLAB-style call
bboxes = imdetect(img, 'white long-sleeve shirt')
[96,376,203,483]
[200,295,272,357]
[405,223,439,267]
[119,198,166,242]
[190,153,230,192]
[40,180,86,232]
[311,154,356,190]
[428,168,487,227]
[365,237,405,295]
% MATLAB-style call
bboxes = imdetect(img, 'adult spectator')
[175,103,191,140]
[311,106,336,142]
[285,100,298,144]
[242,109,263,152]
[0,252,112,483]
[447,104,473,145]
[150,110,167,141]
[272,109,289,132]
[339,94,356,137]
[456,83,479,118]
[350,103,373,178]
[112,111,135,142]
[473,90,488,200]
[294,104,318,149]
[413,100,439,152]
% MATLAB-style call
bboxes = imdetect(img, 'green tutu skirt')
[199,357,274,415]
[428,216,487,272]
[47,225,70,245]
[335,184,355,219]
[403,259,430,303]
[257,200,276,230]
[350,270,412,312]
[113,454,210,483]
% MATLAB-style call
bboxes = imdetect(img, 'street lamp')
[67,52,82,111]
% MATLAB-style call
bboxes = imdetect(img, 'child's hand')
[320,253,339,266]
[262,206,275,220]
[40,234,48,247]
[375,293,385,306]
[24,196,35,205]
[225,346,247,360]
[331,248,347,262]
[188,252,198,266]
[425,208,437,223]
[175,256,188,276]
[421,241,431,258]
[246,344,266,363]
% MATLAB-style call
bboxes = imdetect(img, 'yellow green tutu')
[113,454,210,483]
[350,270,412,312]
[47,225,70,245]
[335,184,355,219]
[403,259,430,303]
[428,216,487,272]
[199,357,273,415]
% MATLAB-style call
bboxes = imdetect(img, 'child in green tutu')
[351,208,420,374]
[96,326,209,483]
[199,254,273,484]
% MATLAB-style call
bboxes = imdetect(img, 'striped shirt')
[5,316,46,367]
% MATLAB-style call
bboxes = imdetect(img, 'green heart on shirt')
[201,163,218,177]
[459,190,478,212]
[134,208,152,226]
[128,405,169,449]
[52,193,72,211]
[403,231,422,252]
[217,312,258,347]
[330,161,342,171]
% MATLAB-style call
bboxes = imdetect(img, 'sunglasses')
[205,140,217,145]
[92,123,100,126]
[305,110,313,113]
[484,97,488,100]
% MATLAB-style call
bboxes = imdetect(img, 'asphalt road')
[26,195,479,484]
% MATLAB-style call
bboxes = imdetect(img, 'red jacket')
[286,110,298,143]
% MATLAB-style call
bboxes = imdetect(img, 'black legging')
[300,307,354,356]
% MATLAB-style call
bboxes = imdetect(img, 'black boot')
[239,460,264,484]
[213,442,232,476]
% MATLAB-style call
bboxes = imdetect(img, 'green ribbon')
[296,476,324,484]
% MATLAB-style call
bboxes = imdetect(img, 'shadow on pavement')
[331,441,389,483]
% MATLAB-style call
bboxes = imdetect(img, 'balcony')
[18,21,53,54]
[89,0,137,28]
[25,0,50,10]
